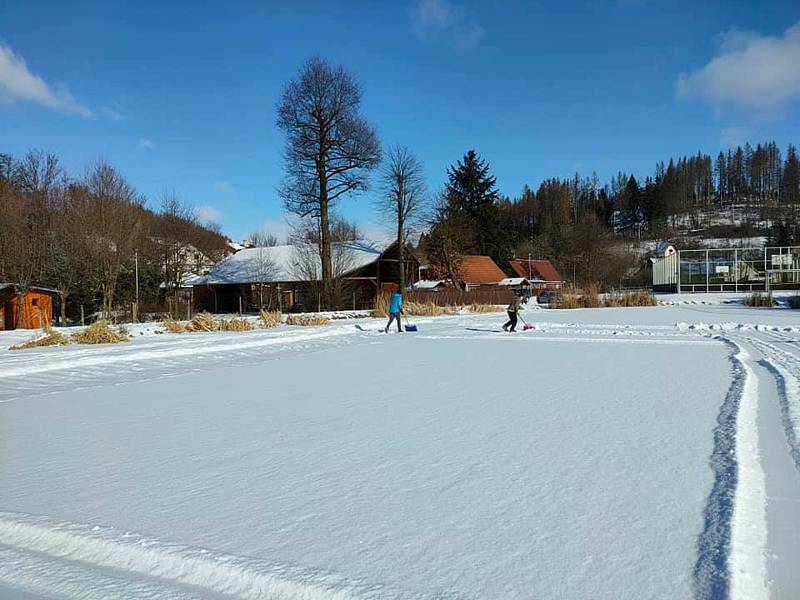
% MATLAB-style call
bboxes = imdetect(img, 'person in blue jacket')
[385,291,404,333]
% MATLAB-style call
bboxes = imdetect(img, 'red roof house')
[509,259,563,288]
[458,256,507,289]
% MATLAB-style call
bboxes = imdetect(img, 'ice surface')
[1,304,798,598]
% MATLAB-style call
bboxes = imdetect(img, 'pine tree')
[444,150,503,261]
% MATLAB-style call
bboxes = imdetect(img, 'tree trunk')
[58,289,67,326]
[398,181,405,299]
[319,172,333,309]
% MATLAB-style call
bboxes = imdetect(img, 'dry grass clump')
[286,314,330,326]
[744,291,775,307]
[259,309,282,328]
[581,284,602,308]
[603,293,624,308]
[219,317,255,331]
[185,312,219,332]
[10,327,71,351]
[468,303,504,313]
[552,288,657,309]
[162,316,187,333]
[406,301,461,316]
[551,294,581,309]
[373,294,389,318]
[72,320,128,344]
[403,300,446,316]
[619,291,658,307]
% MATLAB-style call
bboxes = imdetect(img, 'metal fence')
[653,246,800,293]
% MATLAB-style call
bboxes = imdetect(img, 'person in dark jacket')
[503,295,525,332]
[385,291,404,333]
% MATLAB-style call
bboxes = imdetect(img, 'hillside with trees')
[0,150,228,325]
[420,141,800,289]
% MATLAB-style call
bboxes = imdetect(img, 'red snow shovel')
[519,314,535,332]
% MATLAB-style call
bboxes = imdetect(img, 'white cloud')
[0,43,92,117]
[139,138,156,150]
[213,180,234,193]
[195,206,223,223]
[677,22,800,114]
[410,0,484,50]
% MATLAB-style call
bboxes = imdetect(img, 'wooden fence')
[404,288,514,306]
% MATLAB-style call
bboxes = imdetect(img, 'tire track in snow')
[694,338,768,600]
[0,512,430,600]
[0,327,352,380]
[744,335,800,474]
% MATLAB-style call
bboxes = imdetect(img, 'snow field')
[0,304,798,598]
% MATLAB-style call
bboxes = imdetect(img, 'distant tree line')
[420,140,799,288]
[0,150,227,325]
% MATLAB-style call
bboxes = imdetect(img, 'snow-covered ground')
[0,304,798,599]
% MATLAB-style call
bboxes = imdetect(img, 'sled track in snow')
[694,337,769,600]
[745,335,800,475]
[693,338,743,600]
[0,512,426,600]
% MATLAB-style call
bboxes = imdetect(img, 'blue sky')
[1,0,799,241]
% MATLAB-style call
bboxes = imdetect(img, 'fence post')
[80,305,85,326]
[734,249,738,293]
[705,249,709,293]
[238,296,242,315]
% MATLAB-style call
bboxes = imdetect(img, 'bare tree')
[157,192,198,317]
[84,161,144,319]
[0,152,58,326]
[277,57,381,308]
[247,247,280,309]
[0,177,50,326]
[378,145,427,296]
[289,216,361,310]
[48,182,91,324]
[13,149,62,195]
[247,229,280,247]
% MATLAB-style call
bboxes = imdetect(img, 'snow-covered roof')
[411,279,445,290]
[159,273,207,289]
[498,277,529,286]
[655,241,676,255]
[198,241,383,285]
[0,282,58,294]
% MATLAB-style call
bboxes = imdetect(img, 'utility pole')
[134,251,139,322]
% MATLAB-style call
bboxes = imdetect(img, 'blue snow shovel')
[403,314,418,332]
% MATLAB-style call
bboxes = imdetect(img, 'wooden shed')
[0,283,57,330]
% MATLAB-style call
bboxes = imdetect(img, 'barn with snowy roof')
[193,241,420,313]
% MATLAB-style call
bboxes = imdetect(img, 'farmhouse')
[458,255,507,290]
[509,259,564,290]
[193,240,420,313]
[0,283,57,330]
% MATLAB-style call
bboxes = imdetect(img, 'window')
[31,298,38,307]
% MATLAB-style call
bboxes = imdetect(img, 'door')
[3,302,14,330]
